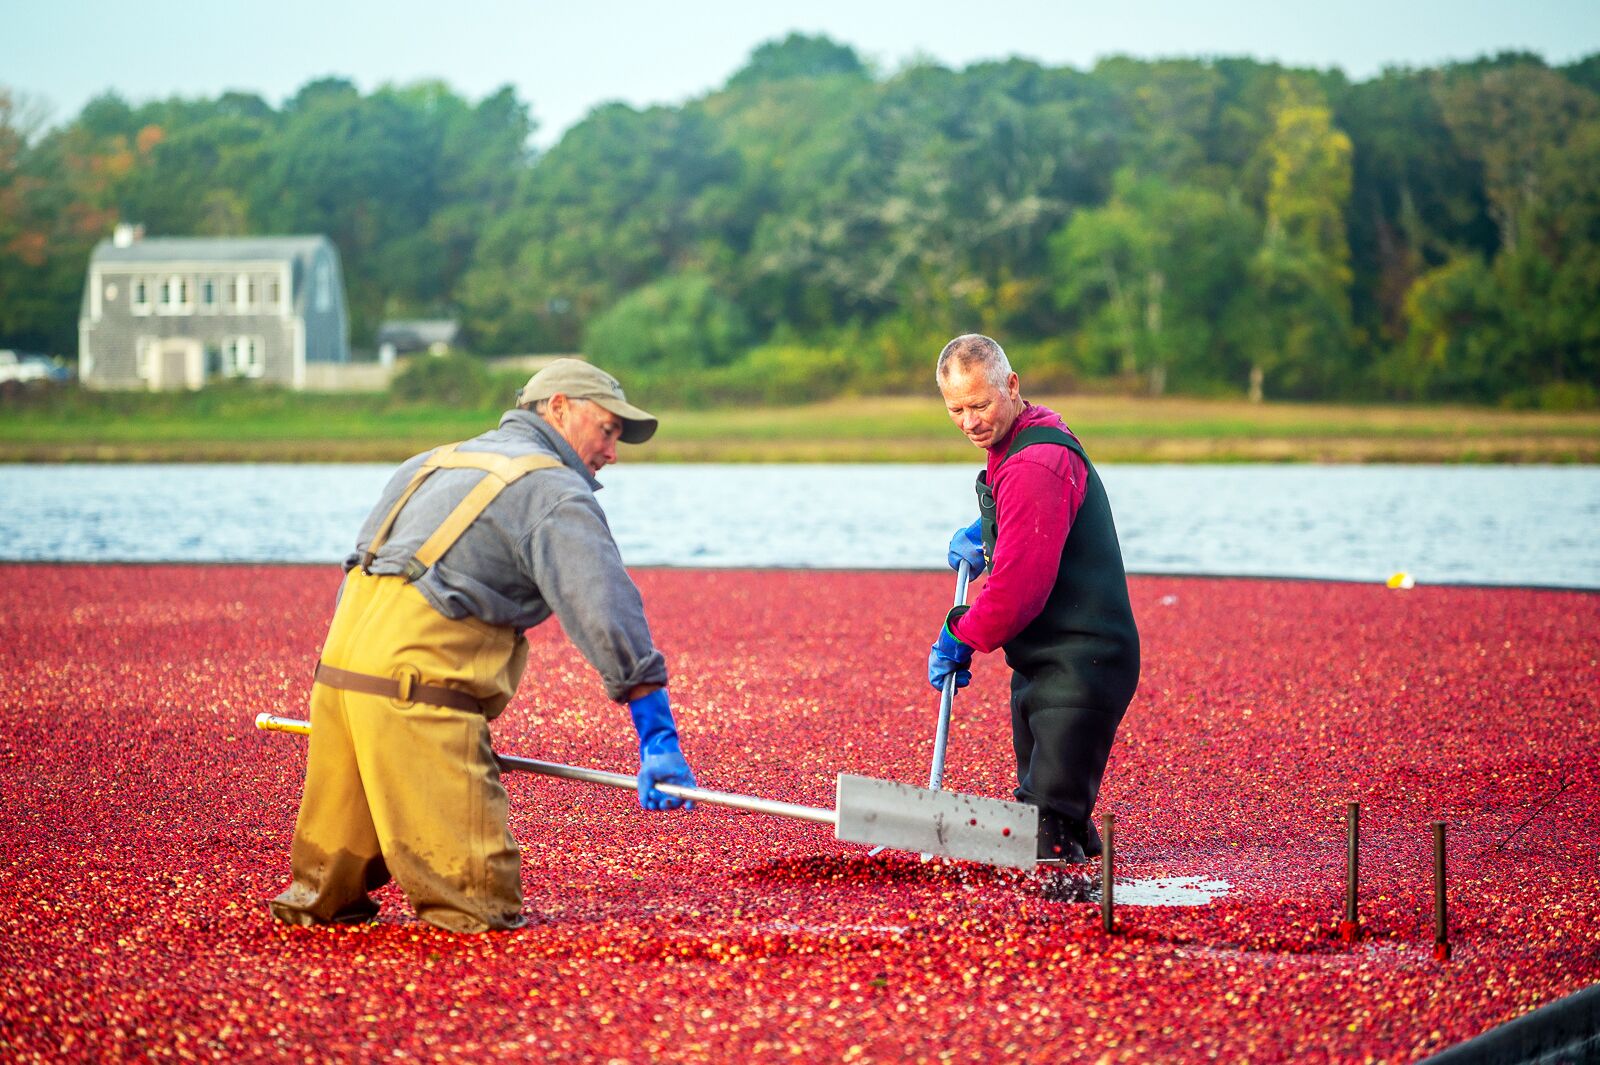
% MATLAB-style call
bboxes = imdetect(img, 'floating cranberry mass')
[2,565,1596,1062]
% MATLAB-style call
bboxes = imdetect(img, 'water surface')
[1,463,1595,588]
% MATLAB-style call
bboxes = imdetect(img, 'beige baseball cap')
[517,358,659,444]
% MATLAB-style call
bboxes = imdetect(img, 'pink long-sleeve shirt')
[949,402,1088,654]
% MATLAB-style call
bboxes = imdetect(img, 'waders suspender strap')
[359,443,561,573]
[410,450,561,568]
[1005,425,1084,460]
[361,443,461,571]
[980,425,1086,560]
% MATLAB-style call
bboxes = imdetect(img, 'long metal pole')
[254,712,836,825]
[928,559,972,793]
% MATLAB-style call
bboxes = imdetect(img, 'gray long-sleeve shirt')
[345,409,666,701]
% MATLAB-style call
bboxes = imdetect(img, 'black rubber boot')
[1013,701,1122,863]
[1036,810,1091,864]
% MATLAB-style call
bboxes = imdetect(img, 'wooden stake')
[1101,812,1115,934]
[1340,801,1361,943]
[1433,821,1450,960]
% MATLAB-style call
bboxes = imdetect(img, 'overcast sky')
[5,0,1597,146]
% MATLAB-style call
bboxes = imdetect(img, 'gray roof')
[90,235,331,264]
[82,234,344,321]
[377,319,460,347]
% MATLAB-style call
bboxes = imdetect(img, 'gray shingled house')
[79,230,349,390]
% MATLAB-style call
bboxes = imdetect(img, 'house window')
[265,279,281,308]
[132,278,152,316]
[200,279,217,309]
[157,275,193,315]
[225,336,265,378]
[314,263,332,312]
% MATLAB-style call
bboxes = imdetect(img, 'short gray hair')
[936,334,1013,391]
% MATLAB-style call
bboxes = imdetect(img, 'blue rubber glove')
[927,609,974,691]
[947,519,987,578]
[628,688,697,811]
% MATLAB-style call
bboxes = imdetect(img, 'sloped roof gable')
[90,235,331,265]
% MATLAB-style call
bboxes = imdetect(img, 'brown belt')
[313,662,487,714]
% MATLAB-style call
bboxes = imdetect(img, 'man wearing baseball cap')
[271,357,694,933]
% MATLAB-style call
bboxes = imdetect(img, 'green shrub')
[682,343,851,405]
[1001,338,1083,393]
[1536,381,1599,412]
[488,367,535,408]
[389,354,495,409]
[583,273,753,374]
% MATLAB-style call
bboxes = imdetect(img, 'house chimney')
[113,223,144,247]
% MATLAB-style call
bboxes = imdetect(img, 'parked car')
[0,350,71,384]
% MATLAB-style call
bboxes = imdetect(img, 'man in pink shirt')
[928,334,1141,864]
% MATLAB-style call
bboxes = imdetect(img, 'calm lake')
[1,463,1596,589]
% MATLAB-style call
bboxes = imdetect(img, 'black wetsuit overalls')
[973,425,1140,855]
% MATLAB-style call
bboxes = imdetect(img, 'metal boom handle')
[928,557,972,792]
[254,712,835,825]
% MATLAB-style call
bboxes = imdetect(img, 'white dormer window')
[226,336,264,378]
[158,275,193,315]
[132,278,152,316]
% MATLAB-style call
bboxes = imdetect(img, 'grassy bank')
[2,389,1598,463]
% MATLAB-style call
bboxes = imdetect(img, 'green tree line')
[3,37,1598,407]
